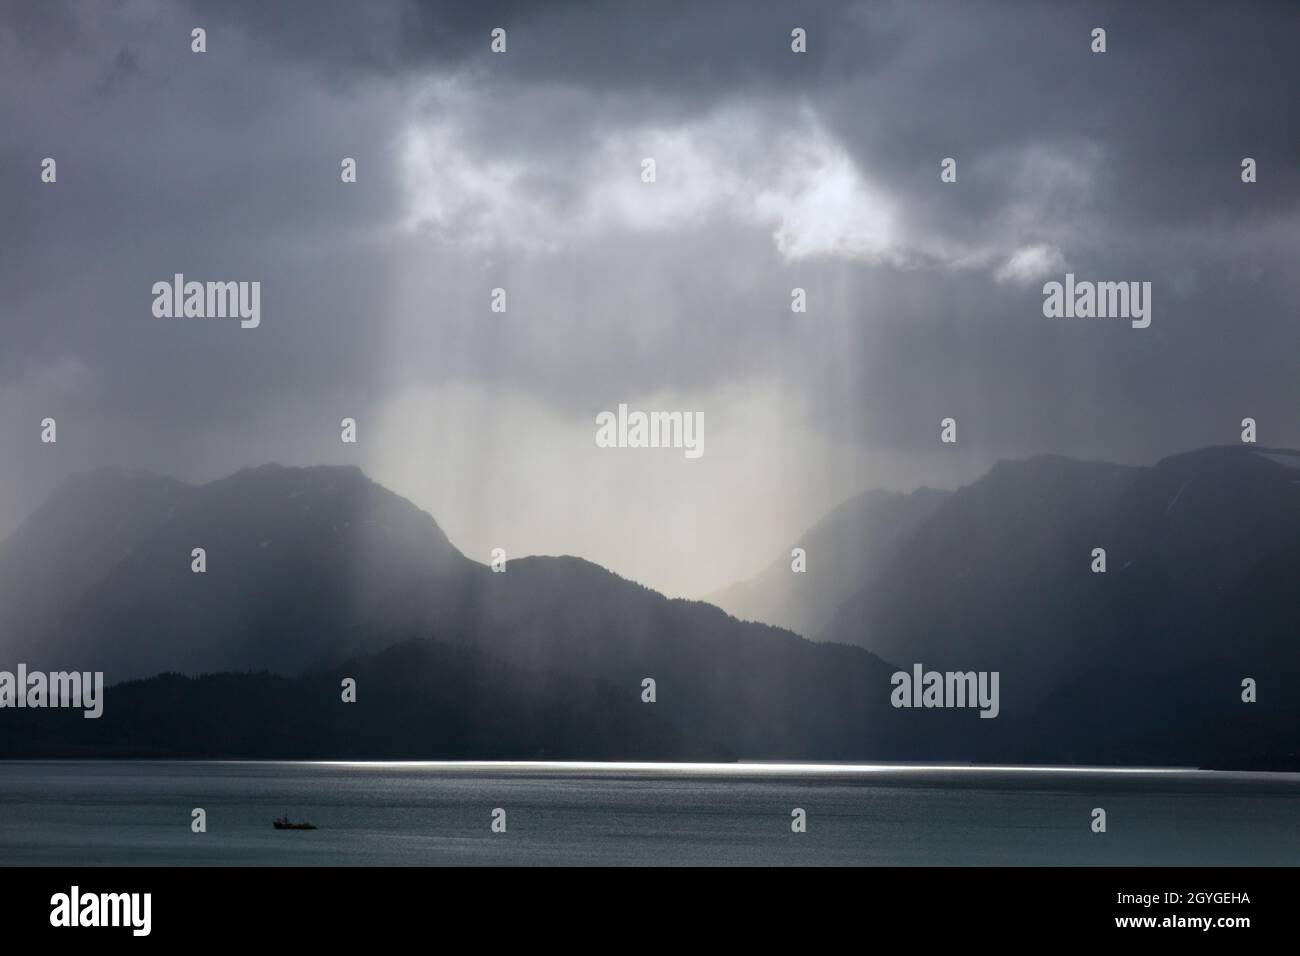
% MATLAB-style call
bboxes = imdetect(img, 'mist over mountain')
[820,446,1300,711]
[708,486,949,637]
[0,468,191,659]
[0,446,1296,766]
[0,462,961,760]
[0,464,465,676]
[375,556,988,760]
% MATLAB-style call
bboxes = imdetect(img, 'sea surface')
[1,761,1296,866]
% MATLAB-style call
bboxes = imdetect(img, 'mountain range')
[1,445,1297,767]
[707,486,949,637]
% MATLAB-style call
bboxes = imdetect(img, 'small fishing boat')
[273,814,317,830]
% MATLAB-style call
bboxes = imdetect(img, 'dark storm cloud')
[202,0,1300,227]
[812,1,1300,248]
[0,0,1297,586]
[202,0,890,96]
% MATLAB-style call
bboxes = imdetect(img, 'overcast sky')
[2,0,1297,597]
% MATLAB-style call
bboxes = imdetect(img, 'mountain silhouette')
[820,446,1300,706]
[0,464,465,676]
[0,638,731,760]
[812,446,1300,764]
[0,464,956,760]
[1,447,1296,766]
[708,486,949,637]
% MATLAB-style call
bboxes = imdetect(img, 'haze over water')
[2,761,1296,866]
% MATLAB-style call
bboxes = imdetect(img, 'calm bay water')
[1,761,1296,866]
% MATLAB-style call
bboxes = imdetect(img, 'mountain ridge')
[1,445,1296,765]
[706,485,950,636]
